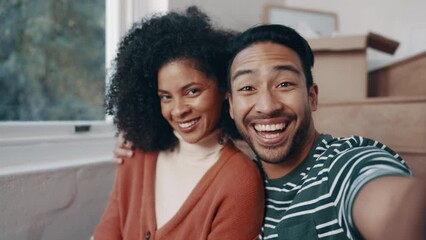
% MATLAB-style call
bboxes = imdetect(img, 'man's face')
[228,42,318,164]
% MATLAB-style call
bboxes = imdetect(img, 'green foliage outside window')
[0,0,105,120]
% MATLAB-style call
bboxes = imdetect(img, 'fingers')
[118,132,134,149]
[113,132,135,165]
[117,132,126,147]
[112,157,123,165]
[114,147,134,158]
[123,139,134,149]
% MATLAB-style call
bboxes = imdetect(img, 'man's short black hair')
[228,24,315,91]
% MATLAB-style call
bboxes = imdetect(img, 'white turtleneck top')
[155,130,224,228]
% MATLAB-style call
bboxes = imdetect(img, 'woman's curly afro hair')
[106,6,240,151]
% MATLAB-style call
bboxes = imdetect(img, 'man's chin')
[241,133,290,163]
[254,145,290,164]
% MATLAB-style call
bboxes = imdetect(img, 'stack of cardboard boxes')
[310,33,426,177]
[308,32,399,103]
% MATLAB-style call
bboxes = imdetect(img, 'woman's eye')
[159,95,171,101]
[238,86,254,91]
[186,89,200,96]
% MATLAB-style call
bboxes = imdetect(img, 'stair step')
[313,96,426,176]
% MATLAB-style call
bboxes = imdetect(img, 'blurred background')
[0,0,425,239]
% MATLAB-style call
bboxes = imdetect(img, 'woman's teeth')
[179,119,199,128]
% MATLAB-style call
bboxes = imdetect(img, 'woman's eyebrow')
[158,82,200,93]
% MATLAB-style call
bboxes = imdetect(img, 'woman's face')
[157,59,224,144]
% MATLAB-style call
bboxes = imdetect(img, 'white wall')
[0,161,115,240]
[169,0,282,31]
[169,0,426,69]
[0,122,117,240]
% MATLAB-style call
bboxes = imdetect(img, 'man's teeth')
[179,119,198,128]
[263,133,280,139]
[254,123,286,132]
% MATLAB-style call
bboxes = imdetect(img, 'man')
[226,24,425,240]
[114,24,426,239]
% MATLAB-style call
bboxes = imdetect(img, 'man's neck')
[262,129,319,179]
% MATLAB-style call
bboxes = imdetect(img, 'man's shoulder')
[313,134,410,174]
[318,134,382,147]
[316,134,398,156]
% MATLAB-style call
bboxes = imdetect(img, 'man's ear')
[227,92,234,119]
[309,83,319,111]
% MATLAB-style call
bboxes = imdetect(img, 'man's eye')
[238,86,254,91]
[277,82,294,88]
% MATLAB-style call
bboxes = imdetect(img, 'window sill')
[0,121,117,171]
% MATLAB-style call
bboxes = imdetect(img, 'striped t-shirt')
[258,134,411,240]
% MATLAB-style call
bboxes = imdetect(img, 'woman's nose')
[171,98,191,117]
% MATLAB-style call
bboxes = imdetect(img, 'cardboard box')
[368,51,426,97]
[307,32,399,103]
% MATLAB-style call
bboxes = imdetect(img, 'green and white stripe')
[258,134,411,240]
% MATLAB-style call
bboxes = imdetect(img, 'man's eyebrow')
[232,69,253,81]
[273,65,301,75]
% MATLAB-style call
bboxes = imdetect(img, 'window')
[0,0,169,168]
[0,0,106,121]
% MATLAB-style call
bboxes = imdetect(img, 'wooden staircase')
[312,52,426,177]
[369,51,426,97]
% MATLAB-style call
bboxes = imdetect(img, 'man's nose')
[253,90,282,115]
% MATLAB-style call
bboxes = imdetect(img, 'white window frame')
[0,0,168,172]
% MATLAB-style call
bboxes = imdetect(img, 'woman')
[93,7,264,240]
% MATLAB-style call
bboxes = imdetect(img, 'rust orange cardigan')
[94,142,264,240]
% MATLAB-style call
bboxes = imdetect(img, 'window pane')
[0,0,105,121]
